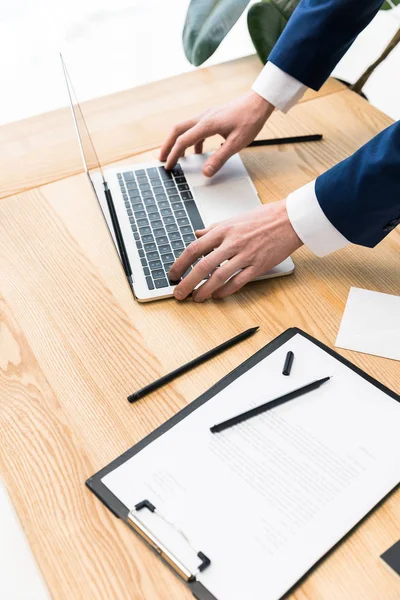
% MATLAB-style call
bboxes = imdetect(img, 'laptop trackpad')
[193,177,262,227]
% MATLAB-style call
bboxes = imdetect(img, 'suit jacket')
[269,0,400,247]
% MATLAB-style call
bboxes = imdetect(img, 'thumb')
[203,138,237,177]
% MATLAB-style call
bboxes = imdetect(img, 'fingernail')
[204,165,215,177]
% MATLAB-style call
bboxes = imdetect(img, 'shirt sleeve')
[252,61,307,113]
[286,180,349,256]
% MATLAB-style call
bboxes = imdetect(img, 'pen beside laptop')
[128,326,259,403]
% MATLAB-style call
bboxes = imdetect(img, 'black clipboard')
[86,327,399,600]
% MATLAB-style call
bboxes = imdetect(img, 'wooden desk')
[0,56,399,600]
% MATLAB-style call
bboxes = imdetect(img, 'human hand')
[159,91,274,177]
[169,200,302,302]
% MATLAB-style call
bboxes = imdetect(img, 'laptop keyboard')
[118,165,205,290]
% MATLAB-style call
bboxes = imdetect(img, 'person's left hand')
[169,199,303,302]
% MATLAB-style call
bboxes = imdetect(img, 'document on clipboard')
[87,328,400,600]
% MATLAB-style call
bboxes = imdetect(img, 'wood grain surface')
[0,55,343,200]
[0,60,399,600]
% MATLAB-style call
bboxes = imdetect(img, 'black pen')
[128,326,259,403]
[247,134,323,147]
[210,376,331,433]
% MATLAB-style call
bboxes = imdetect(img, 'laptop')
[62,56,294,302]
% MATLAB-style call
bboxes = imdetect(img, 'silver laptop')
[62,56,294,302]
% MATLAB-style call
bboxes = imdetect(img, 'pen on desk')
[210,376,331,433]
[282,351,294,376]
[128,326,260,403]
[247,134,323,147]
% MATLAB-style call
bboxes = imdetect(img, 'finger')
[194,139,204,154]
[195,222,218,238]
[212,266,258,299]
[192,256,245,302]
[202,137,239,177]
[159,117,200,162]
[169,228,223,282]
[165,121,218,170]
[174,245,233,301]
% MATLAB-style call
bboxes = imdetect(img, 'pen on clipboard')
[127,326,260,403]
[210,376,331,433]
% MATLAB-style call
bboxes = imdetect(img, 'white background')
[0,0,399,126]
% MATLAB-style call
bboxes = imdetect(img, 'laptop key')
[178,184,189,191]
[159,167,173,180]
[155,193,167,201]
[137,218,149,227]
[180,225,193,235]
[131,224,138,233]
[160,207,172,217]
[165,223,178,233]
[118,173,123,179]
[143,266,150,276]
[149,259,163,270]
[161,253,175,263]
[144,197,156,206]
[174,209,186,219]
[146,276,155,290]
[171,201,183,210]
[185,199,205,230]
[164,180,176,189]
[158,244,171,254]
[152,269,166,279]
[171,165,183,176]
[126,181,138,189]
[163,216,176,225]
[146,251,160,261]
[150,178,162,187]
[146,167,159,179]
[154,278,169,289]
[177,217,190,226]
[171,240,184,250]
[123,171,134,181]
[139,183,150,191]
[135,169,145,176]
[142,190,154,199]
[144,242,157,252]
[138,249,145,258]
[166,187,178,196]
[156,236,169,246]
[157,200,170,209]
[150,220,163,230]
[141,258,148,267]
[134,233,140,241]
[129,192,141,201]
[139,225,152,235]
[141,234,154,244]
[136,241,143,249]
[164,262,174,272]
[136,210,147,220]
[174,248,185,258]
[153,228,166,238]
[132,203,144,213]
[175,176,187,184]
[183,233,196,243]
[123,194,128,201]
[147,204,159,214]
[169,231,182,241]
[153,186,164,195]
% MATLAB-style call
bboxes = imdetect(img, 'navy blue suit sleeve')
[268,0,383,90]
[315,122,400,247]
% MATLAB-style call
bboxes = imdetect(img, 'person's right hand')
[159,91,275,177]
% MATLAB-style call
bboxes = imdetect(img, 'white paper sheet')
[336,287,400,361]
[102,334,400,600]
[0,480,49,600]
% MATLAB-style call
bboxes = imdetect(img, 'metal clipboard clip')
[127,499,211,582]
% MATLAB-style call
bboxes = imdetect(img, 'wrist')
[279,198,303,251]
[248,90,275,120]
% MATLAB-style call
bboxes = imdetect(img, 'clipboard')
[86,327,399,600]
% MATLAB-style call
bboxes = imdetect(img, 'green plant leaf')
[183,0,251,66]
[381,0,400,8]
[248,0,288,64]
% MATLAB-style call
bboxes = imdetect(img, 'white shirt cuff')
[252,62,307,113]
[286,180,349,256]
